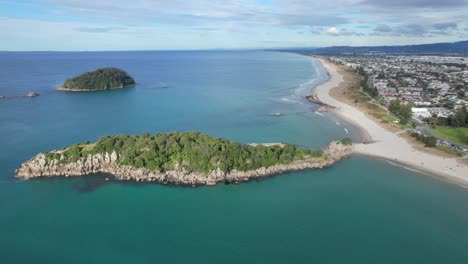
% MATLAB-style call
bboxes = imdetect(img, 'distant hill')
[297,40,468,55]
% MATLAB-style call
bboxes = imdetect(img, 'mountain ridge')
[277,40,468,55]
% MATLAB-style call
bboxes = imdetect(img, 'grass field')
[430,126,468,147]
[436,146,465,157]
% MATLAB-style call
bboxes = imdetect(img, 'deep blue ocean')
[0,51,467,263]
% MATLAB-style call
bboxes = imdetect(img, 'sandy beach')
[312,57,468,187]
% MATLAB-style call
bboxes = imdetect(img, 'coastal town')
[328,55,468,155]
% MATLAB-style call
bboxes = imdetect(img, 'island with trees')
[57,67,136,91]
[16,132,352,185]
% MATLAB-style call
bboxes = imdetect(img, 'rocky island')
[57,67,135,91]
[16,132,352,185]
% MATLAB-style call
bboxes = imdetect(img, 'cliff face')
[16,142,351,185]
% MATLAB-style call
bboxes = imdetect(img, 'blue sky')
[0,0,467,51]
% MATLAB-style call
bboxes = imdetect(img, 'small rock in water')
[26,92,39,97]
[0,96,6,99]
[105,177,109,181]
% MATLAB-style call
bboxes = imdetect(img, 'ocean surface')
[0,51,467,263]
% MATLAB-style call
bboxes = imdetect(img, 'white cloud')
[324,27,363,36]
[0,0,466,50]
[326,27,340,35]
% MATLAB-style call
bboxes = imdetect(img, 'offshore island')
[57,67,135,91]
[16,132,352,185]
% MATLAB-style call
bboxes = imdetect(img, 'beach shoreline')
[308,56,468,187]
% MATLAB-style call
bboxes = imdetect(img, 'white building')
[414,101,432,107]
[411,108,431,118]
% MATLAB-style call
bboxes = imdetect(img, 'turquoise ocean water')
[0,51,467,263]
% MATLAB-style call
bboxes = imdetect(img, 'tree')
[389,99,401,115]
[453,106,468,127]
[424,136,437,147]
[389,99,412,123]
[399,102,413,121]
[357,67,378,98]
[50,132,325,174]
[411,133,437,148]
[62,68,135,90]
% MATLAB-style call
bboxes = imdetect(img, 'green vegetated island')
[16,132,352,185]
[57,67,135,91]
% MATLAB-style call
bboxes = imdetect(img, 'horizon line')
[0,39,466,52]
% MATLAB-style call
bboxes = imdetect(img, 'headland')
[16,132,352,185]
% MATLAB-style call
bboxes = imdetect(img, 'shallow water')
[0,51,467,263]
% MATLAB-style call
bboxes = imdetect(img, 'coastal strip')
[310,56,468,187]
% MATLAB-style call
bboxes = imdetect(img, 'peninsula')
[16,132,352,185]
[57,67,135,91]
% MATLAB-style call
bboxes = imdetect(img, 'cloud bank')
[0,0,466,50]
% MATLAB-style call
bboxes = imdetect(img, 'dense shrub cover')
[411,132,437,147]
[62,68,135,90]
[389,99,412,125]
[47,132,324,173]
[340,138,352,145]
[358,67,378,98]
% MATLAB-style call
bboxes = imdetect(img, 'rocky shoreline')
[16,141,352,186]
[0,91,40,99]
[305,95,335,112]
[56,84,136,92]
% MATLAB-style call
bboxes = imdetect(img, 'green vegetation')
[436,146,465,157]
[424,106,468,128]
[453,106,468,127]
[381,112,400,125]
[411,132,437,147]
[357,67,378,98]
[429,126,468,147]
[345,81,404,129]
[340,138,352,145]
[388,99,412,125]
[62,68,135,90]
[46,132,324,173]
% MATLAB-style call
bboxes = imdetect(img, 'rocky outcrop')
[305,95,335,112]
[26,92,39,97]
[16,142,352,186]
